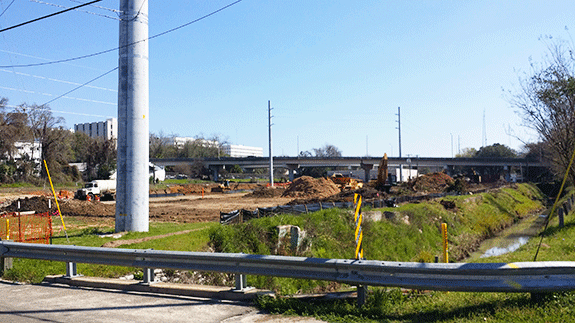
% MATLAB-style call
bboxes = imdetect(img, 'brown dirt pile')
[60,199,115,217]
[287,186,385,205]
[1,196,52,213]
[153,183,263,195]
[410,172,454,192]
[281,176,340,199]
[0,196,114,217]
[244,186,286,198]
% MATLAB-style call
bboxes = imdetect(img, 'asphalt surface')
[0,280,324,323]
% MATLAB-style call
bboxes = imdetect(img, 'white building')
[222,144,263,157]
[149,163,165,182]
[74,118,117,140]
[13,140,41,162]
[169,137,218,149]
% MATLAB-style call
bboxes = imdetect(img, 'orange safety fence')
[0,212,53,244]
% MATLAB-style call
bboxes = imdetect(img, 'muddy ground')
[0,173,495,225]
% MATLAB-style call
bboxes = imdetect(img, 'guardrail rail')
[2,241,575,296]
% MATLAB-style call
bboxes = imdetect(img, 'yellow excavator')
[374,153,394,192]
[329,173,364,190]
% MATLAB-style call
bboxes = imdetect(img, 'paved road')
[0,280,323,323]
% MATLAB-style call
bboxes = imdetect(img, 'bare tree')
[511,40,575,182]
[0,99,29,158]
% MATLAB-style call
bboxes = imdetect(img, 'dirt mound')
[287,186,385,205]
[0,196,114,217]
[244,186,286,198]
[281,176,340,199]
[60,199,115,217]
[1,196,52,213]
[410,172,454,192]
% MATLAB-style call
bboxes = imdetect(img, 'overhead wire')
[4,104,112,118]
[0,85,116,105]
[0,68,117,92]
[30,0,120,20]
[0,0,17,19]
[42,66,118,105]
[0,49,108,71]
[0,0,244,68]
[0,0,102,33]
[68,0,121,14]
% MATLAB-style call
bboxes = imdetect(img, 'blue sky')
[1,1,574,158]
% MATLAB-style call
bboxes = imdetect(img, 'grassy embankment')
[4,183,575,322]
[252,185,575,323]
[2,221,218,283]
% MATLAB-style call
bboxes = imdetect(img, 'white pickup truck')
[75,179,116,200]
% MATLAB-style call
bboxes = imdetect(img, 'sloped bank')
[209,183,545,294]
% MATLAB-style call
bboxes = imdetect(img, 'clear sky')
[1,1,574,158]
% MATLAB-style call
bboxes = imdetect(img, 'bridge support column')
[210,166,223,181]
[360,163,374,184]
[286,163,299,182]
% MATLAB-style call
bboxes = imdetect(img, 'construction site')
[0,171,494,227]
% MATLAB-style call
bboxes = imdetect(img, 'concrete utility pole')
[116,0,149,232]
[268,100,274,187]
[397,107,403,182]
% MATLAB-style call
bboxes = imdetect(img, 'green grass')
[3,221,217,283]
[251,186,575,322]
[256,289,575,323]
[208,184,545,294]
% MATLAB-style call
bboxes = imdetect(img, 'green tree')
[475,143,517,158]
[455,147,478,158]
[84,137,117,181]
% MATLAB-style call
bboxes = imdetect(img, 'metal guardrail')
[2,241,575,293]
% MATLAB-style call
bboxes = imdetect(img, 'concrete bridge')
[150,156,546,183]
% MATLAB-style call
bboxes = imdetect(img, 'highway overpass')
[150,156,546,183]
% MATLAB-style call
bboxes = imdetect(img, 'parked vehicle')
[75,179,116,200]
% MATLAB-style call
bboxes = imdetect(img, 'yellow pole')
[43,160,69,243]
[5,218,9,240]
[441,223,448,263]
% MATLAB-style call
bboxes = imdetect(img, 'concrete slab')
[0,279,324,323]
[43,275,269,301]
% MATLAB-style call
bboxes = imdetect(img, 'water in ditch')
[466,213,548,261]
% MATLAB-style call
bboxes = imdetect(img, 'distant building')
[169,137,218,149]
[149,163,165,182]
[13,140,41,162]
[167,137,263,158]
[222,144,263,158]
[74,118,117,140]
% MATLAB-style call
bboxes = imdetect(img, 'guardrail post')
[65,262,78,278]
[0,240,13,275]
[558,207,565,228]
[234,273,248,291]
[357,285,367,307]
[142,267,155,285]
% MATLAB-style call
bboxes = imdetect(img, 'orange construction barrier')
[0,212,52,244]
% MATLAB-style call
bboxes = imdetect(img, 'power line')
[30,0,120,21]
[5,104,112,118]
[42,66,118,106]
[69,0,121,14]
[0,49,107,71]
[0,85,116,105]
[0,0,17,19]
[0,0,102,33]
[0,0,244,68]
[0,68,117,92]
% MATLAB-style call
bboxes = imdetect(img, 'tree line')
[0,98,116,184]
